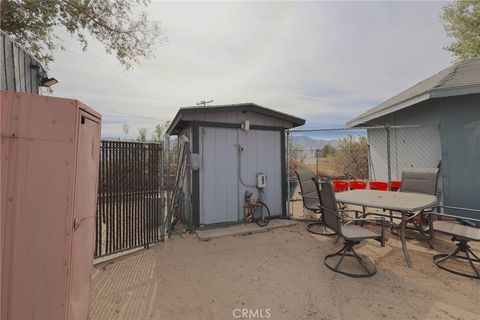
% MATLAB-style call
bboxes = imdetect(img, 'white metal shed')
[167,103,305,226]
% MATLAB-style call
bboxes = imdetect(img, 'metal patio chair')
[295,170,335,236]
[391,167,441,247]
[315,180,386,278]
[432,219,480,279]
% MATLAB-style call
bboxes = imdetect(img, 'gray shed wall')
[364,94,480,216]
[182,110,294,128]
[198,126,283,224]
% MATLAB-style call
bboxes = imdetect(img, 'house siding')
[437,94,480,214]
[1,31,44,94]
[364,94,480,217]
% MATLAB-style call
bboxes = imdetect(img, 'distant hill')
[292,136,338,151]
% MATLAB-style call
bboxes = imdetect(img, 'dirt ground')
[91,221,480,320]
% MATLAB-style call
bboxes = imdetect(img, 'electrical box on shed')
[257,173,266,188]
[191,153,200,170]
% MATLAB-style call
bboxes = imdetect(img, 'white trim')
[347,93,431,128]
[430,84,480,98]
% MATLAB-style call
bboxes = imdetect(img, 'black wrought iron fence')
[95,140,164,258]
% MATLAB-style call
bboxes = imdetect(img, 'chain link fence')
[286,124,441,219]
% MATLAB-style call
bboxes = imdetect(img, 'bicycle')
[244,190,271,227]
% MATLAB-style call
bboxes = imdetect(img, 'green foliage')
[122,124,130,135]
[0,0,162,69]
[316,144,336,158]
[442,0,480,59]
[137,127,147,142]
[150,121,170,143]
[333,135,368,179]
[289,143,306,175]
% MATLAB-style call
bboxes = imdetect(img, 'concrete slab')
[195,219,297,241]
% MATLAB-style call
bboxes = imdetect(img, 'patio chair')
[295,169,335,236]
[432,220,480,279]
[400,167,440,196]
[314,179,386,278]
[391,167,441,246]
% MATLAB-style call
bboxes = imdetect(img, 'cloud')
[48,1,452,137]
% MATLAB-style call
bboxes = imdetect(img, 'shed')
[348,59,480,216]
[167,103,305,227]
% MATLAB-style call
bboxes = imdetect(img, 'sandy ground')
[91,221,480,320]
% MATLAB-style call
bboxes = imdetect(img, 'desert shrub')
[289,143,307,177]
[333,135,369,179]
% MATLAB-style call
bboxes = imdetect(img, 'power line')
[197,99,214,107]
[96,107,165,122]
[59,44,201,98]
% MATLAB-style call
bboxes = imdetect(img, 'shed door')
[68,112,101,320]
[199,127,239,224]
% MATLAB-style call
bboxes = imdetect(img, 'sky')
[48,1,454,139]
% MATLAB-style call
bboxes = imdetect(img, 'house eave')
[348,84,480,128]
[347,93,431,128]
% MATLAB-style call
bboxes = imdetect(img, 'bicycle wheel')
[254,201,271,227]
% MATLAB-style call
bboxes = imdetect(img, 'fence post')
[165,135,170,213]
[386,125,392,191]
[286,130,290,217]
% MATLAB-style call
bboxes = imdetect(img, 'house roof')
[167,103,305,135]
[348,59,480,127]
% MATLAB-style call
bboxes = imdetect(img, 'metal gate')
[95,140,164,258]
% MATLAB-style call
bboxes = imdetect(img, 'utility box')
[256,173,267,189]
[1,91,101,320]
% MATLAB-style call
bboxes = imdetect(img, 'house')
[0,29,56,93]
[348,59,480,215]
[167,103,305,227]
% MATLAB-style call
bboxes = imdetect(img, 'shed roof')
[167,103,305,135]
[348,59,480,127]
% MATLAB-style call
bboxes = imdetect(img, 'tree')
[316,144,336,159]
[150,121,170,143]
[137,127,147,142]
[333,135,368,179]
[122,124,129,136]
[442,0,480,59]
[0,0,162,68]
[289,143,306,177]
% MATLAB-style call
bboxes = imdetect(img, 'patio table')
[335,189,438,268]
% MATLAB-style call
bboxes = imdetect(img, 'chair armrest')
[344,217,387,223]
[338,209,366,214]
[344,218,387,247]
[301,195,318,200]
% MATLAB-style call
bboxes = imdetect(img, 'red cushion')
[333,180,349,192]
[369,181,388,191]
[349,181,367,190]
